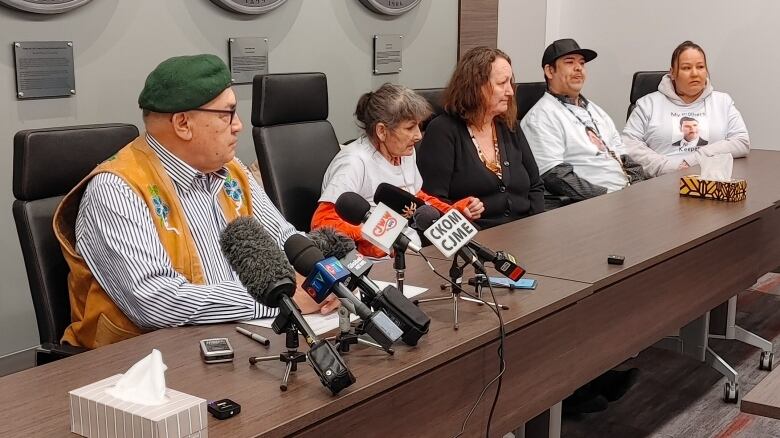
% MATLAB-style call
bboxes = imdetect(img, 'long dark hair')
[443,46,517,129]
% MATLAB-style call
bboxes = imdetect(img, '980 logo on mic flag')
[424,209,478,258]
[361,203,407,254]
[372,211,398,237]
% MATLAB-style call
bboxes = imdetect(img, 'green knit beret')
[138,54,232,112]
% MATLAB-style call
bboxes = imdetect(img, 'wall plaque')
[0,0,91,14]
[210,0,286,15]
[359,0,422,16]
[14,41,76,99]
[373,34,402,75]
[228,37,269,84]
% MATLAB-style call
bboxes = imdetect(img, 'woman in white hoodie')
[622,41,749,176]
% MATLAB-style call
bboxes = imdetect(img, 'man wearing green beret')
[53,54,338,349]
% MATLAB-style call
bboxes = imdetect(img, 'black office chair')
[413,87,445,131]
[12,123,139,365]
[626,70,666,120]
[251,73,341,232]
[515,81,547,121]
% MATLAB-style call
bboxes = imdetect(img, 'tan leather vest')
[53,136,253,349]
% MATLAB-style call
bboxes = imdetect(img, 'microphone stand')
[328,300,394,355]
[414,252,506,330]
[248,306,309,392]
[393,241,406,293]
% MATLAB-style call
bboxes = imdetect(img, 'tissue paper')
[70,374,208,438]
[105,349,169,406]
[700,153,734,182]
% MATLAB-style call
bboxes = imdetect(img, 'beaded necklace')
[468,122,502,179]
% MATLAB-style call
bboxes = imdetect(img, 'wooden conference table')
[742,364,780,420]
[2,151,780,437]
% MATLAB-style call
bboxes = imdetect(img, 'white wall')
[497,0,547,82]
[543,0,774,150]
[0,0,457,357]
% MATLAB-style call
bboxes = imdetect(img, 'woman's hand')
[462,197,485,220]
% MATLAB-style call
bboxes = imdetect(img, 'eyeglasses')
[189,107,237,124]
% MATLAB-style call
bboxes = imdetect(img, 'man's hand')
[293,289,340,314]
[292,273,341,315]
[462,197,485,220]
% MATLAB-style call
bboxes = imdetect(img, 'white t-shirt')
[319,135,423,246]
[521,93,629,193]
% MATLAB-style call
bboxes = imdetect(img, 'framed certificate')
[359,0,422,16]
[209,0,287,15]
[0,0,92,14]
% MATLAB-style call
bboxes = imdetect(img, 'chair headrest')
[13,123,139,201]
[515,82,547,121]
[413,88,445,131]
[252,73,329,126]
[414,88,445,116]
[630,71,667,104]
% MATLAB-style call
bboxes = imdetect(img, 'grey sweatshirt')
[622,75,749,177]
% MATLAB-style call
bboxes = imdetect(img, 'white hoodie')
[622,74,749,176]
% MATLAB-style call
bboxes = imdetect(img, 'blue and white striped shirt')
[75,134,297,329]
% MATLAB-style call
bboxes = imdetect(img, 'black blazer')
[418,113,544,229]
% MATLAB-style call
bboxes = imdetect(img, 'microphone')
[411,204,442,232]
[374,182,425,220]
[308,227,356,259]
[219,217,355,394]
[468,241,526,281]
[423,208,485,272]
[379,186,525,281]
[284,234,403,351]
[339,249,431,346]
[335,192,421,254]
[370,185,480,268]
[417,209,524,280]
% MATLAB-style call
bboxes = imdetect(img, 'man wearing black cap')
[53,54,337,349]
[520,40,642,414]
[521,39,646,204]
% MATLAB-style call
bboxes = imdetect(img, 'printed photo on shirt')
[585,126,607,152]
[671,115,709,152]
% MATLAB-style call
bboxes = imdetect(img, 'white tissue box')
[69,374,208,438]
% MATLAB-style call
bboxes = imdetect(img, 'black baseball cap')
[542,39,598,68]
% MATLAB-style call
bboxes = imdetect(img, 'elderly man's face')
[186,88,242,173]
[681,120,699,142]
[545,54,586,97]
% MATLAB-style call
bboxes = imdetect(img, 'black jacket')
[418,113,544,229]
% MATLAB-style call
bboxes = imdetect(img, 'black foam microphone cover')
[411,204,441,232]
[335,192,371,225]
[284,234,327,277]
[219,217,295,308]
[308,227,356,259]
[374,183,424,219]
